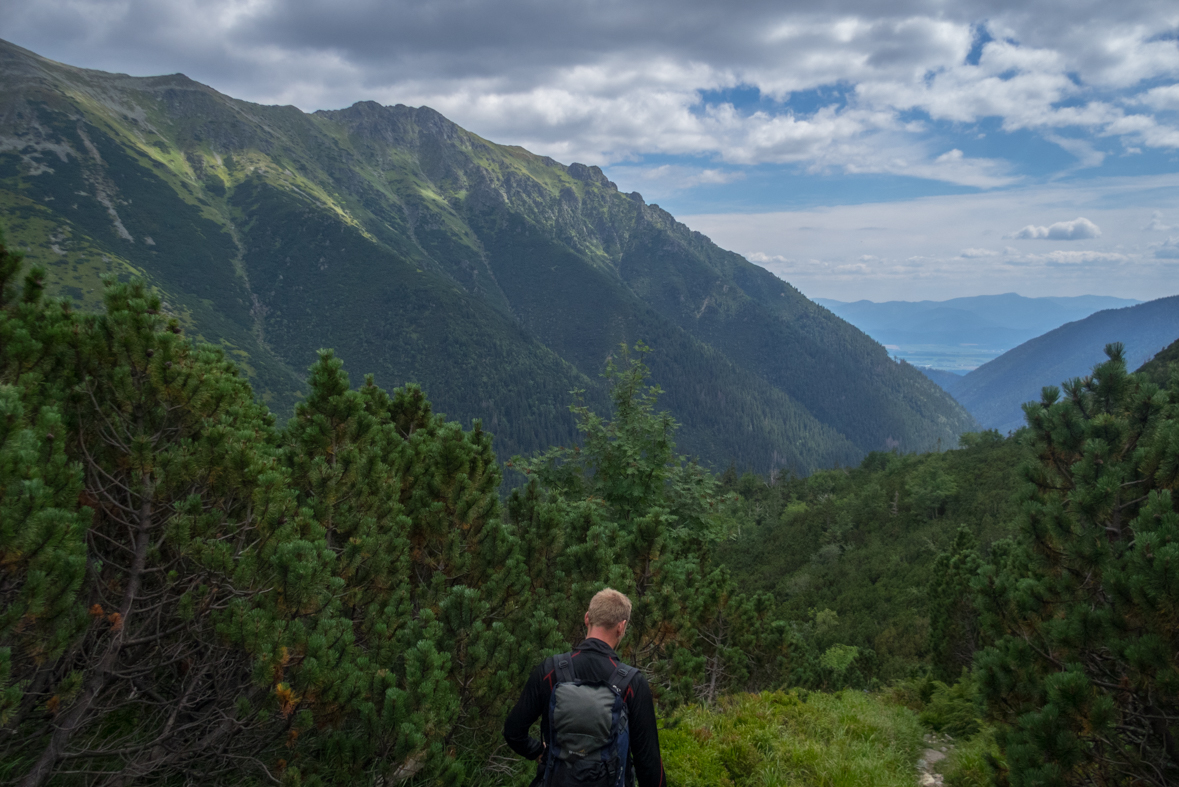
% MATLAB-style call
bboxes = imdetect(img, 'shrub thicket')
[0,233,791,786]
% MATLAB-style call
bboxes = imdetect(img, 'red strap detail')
[608,656,618,666]
[544,669,555,688]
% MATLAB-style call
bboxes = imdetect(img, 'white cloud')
[1144,211,1174,231]
[1138,84,1179,112]
[1036,250,1129,264]
[1043,134,1106,169]
[1008,217,1102,240]
[682,175,1179,300]
[746,251,791,264]
[608,164,744,191]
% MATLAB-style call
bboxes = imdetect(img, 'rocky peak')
[318,101,471,163]
[566,162,616,190]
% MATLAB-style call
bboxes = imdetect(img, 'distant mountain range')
[0,39,975,471]
[817,294,1141,371]
[937,297,1179,433]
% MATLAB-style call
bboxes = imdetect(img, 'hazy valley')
[825,293,1179,433]
[818,293,1142,372]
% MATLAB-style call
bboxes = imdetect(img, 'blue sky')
[4,0,1178,300]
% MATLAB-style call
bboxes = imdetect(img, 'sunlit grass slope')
[662,690,924,787]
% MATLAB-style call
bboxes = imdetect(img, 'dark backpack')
[542,652,639,787]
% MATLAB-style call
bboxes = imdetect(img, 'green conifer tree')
[928,526,982,681]
[975,344,1179,786]
[283,356,551,784]
[689,581,789,703]
[510,345,788,705]
[907,462,958,519]
[3,274,347,787]
[0,235,89,781]
[377,383,542,783]
[280,352,446,784]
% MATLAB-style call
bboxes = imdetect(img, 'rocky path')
[917,732,954,786]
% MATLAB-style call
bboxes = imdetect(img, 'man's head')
[584,588,632,648]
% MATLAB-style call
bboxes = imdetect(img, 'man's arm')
[503,662,547,761]
[627,673,666,787]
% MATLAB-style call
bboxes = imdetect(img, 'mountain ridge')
[1138,337,1179,386]
[943,296,1179,432]
[0,37,975,470]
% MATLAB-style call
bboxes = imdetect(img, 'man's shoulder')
[615,660,646,683]
[614,661,650,707]
[533,654,559,676]
[624,664,650,690]
[537,650,572,673]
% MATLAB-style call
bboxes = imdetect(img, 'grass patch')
[941,725,1000,787]
[662,690,925,787]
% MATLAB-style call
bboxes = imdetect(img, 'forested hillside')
[0,38,974,471]
[717,428,1025,683]
[1139,336,1179,385]
[7,35,1179,787]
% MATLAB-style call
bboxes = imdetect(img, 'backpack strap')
[543,652,574,784]
[552,651,576,685]
[608,662,639,698]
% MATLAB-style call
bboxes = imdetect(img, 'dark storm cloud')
[230,0,988,92]
[2,0,1177,179]
[0,1,1037,93]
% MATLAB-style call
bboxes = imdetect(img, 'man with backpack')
[503,588,666,787]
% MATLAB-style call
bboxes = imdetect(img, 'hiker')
[503,588,667,787]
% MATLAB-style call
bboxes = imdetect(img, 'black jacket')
[503,638,666,787]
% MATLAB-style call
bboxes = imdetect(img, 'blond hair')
[586,588,632,628]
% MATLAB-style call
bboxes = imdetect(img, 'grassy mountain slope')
[0,38,974,469]
[950,296,1179,433]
